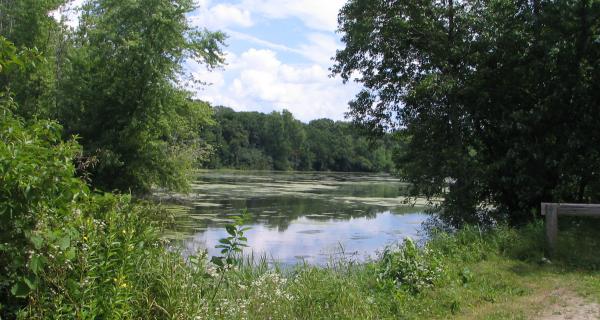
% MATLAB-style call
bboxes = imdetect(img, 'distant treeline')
[202,107,399,172]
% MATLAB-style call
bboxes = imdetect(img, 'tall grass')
[4,105,600,318]
[10,200,600,319]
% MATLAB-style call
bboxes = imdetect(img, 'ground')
[453,261,600,320]
[538,289,600,320]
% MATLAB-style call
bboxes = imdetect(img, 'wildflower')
[205,264,218,277]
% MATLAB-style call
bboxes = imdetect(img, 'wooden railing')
[541,203,600,255]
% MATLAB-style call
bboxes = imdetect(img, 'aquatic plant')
[209,212,251,304]
[211,211,251,270]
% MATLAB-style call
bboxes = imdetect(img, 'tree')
[333,0,600,225]
[260,112,289,170]
[306,119,337,171]
[0,35,79,317]
[0,0,67,119]
[281,109,308,169]
[205,106,396,172]
[57,0,225,194]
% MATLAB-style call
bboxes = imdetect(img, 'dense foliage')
[55,0,224,194]
[0,0,66,119]
[1,0,225,195]
[3,0,600,318]
[205,106,397,172]
[4,104,600,318]
[0,92,83,317]
[0,99,216,318]
[333,0,600,225]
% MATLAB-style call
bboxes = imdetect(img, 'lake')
[161,170,430,266]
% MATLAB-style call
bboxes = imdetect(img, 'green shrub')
[0,102,86,317]
[428,225,494,263]
[0,94,261,319]
[377,238,446,294]
[23,193,218,319]
[0,103,214,319]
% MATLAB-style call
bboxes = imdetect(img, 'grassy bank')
[196,220,600,319]
[4,105,600,319]
[10,201,600,319]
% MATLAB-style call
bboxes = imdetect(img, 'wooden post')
[541,202,600,257]
[545,204,558,257]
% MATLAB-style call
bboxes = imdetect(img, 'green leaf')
[29,255,44,275]
[65,247,76,261]
[225,225,236,236]
[66,279,80,295]
[11,281,30,298]
[210,256,224,267]
[30,235,43,250]
[57,235,71,250]
[23,275,37,290]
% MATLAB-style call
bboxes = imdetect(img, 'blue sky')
[53,0,360,122]
[185,0,361,122]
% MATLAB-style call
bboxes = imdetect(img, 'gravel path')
[538,289,600,320]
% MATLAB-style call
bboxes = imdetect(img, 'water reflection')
[162,171,429,265]
[183,211,428,265]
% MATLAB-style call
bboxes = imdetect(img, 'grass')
[179,217,600,319]
[9,200,600,319]
[5,68,599,319]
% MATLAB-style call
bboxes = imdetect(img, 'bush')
[377,238,446,294]
[0,104,215,319]
[23,193,217,319]
[0,102,86,316]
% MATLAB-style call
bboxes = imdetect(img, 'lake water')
[162,171,429,266]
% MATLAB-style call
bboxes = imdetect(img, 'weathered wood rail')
[541,203,600,255]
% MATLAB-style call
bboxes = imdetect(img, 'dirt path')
[537,289,600,320]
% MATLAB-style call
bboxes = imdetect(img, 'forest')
[1,0,599,319]
[204,107,397,172]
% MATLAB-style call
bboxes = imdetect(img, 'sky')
[186,0,360,122]
[53,0,360,122]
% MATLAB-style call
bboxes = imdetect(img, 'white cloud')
[49,0,84,29]
[189,3,253,29]
[226,30,303,56]
[189,48,360,122]
[298,33,340,65]
[192,0,345,32]
[239,0,346,32]
[227,30,340,67]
